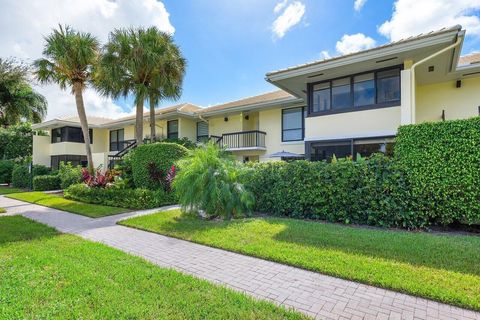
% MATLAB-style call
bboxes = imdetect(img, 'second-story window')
[196,121,209,142]
[282,107,304,142]
[309,66,401,116]
[51,127,93,144]
[109,129,124,151]
[167,120,178,139]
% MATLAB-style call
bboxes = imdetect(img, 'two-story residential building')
[32,25,480,168]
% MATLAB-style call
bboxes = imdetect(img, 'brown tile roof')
[198,90,294,113]
[458,53,480,66]
[267,25,462,77]
[103,103,201,124]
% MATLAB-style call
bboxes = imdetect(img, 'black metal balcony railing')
[216,130,266,149]
[109,139,136,152]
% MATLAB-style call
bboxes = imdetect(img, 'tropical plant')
[173,143,254,219]
[58,162,82,189]
[0,123,34,159]
[0,58,47,127]
[96,27,186,145]
[34,25,99,171]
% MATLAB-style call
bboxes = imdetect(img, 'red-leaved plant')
[147,162,176,192]
[81,167,116,188]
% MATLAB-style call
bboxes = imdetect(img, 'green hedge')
[0,160,15,184]
[11,164,50,189]
[0,123,33,159]
[245,154,418,228]
[395,117,480,225]
[131,142,188,189]
[58,162,82,189]
[64,184,176,210]
[33,175,61,191]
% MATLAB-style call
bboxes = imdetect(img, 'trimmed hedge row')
[0,160,15,184]
[131,142,188,189]
[395,117,480,225]
[33,175,61,191]
[245,154,419,228]
[64,184,177,210]
[11,164,50,189]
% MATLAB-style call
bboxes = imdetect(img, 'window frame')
[50,154,88,170]
[109,129,125,151]
[281,107,305,142]
[307,65,402,117]
[196,121,209,142]
[167,120,179,139]
[51,126,93,144]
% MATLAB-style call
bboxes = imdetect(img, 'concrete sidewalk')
[1,195,478,320]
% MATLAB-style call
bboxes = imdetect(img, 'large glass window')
[196,121,209,142]
[109,129,125,151]
[51,127,93,144]
[167,120,178,139]
[282,107,304,141]
[309,67,401,115]
[50,155,88,170]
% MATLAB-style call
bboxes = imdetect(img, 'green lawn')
[0,215,304,319]
[0,186,25,195]
[121,210,480,311]
[0,208,5,213]
[6,192,127,218]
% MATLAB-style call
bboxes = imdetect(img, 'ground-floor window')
[51,155,88,170]
[306,136,394,162]
[167,120,179,139]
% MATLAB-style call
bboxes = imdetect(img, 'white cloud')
[320,50,331,59]
[0,0,174,120]
[335,33,376,55]
[379,0,480,41]
[272,1,306,39]
[274,0,288,14]
[354,0,367,11]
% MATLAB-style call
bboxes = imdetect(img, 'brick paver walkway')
[1,195,479,320]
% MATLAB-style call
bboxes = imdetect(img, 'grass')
[0,186,25,195]
[0,215,304,319]
[0,208,5,213]
[120,210,480,311]
[6,192,127,218]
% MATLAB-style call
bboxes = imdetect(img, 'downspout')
[410,36,462,123]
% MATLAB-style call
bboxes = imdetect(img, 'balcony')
[214,130,266,151]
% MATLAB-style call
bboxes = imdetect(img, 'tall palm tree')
[96,27,186,145]
[0,59,47,127]
[33,25,99,171]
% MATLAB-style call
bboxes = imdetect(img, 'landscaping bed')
[120,209,480,311]
[0,215,304,319]
[6,192,127,218]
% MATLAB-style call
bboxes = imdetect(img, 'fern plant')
[173,142,254,219]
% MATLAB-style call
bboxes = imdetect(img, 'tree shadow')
[0,215,59,246]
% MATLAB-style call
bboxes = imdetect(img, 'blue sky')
[1,0,479,119]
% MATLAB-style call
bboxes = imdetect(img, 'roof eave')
[198,97,304,117]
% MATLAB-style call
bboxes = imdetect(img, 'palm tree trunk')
[149,98,156,143]
[73,81,94,172]
[135,100,144,145]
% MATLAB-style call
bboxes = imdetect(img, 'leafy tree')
[173,143,254,219]
[0,122,34,159]
[34,25,99,171]
[0,59,47,127]
[96,27,186,145]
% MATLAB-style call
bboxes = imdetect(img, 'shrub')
[11,163,50,189]
[245,154,416,228]
[131,142,188,189]
[0,160,15,184]
[33,175,61,191]
[160,137,196,149]
[395,117,480,225]
[64,183,176,210]
[58,162,82,189]
[0,123,33,160]
[174,143,254,219]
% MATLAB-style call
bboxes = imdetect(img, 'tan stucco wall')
[32,135,51,166]
[258,108,304,161]
[305,106,401,140]
[416,77,480,123]
[208,114,242,137]
[179,117,197,141]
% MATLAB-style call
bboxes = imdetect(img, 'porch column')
[400,69,413,125]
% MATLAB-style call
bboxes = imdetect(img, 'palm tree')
[96,27,186,145]
[0,59,47,127]
[33,25,99,171]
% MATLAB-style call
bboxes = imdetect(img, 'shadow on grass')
[0,215,59,245]
[149,211,480,277]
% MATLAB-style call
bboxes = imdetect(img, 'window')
[50,155,88,170]
[167,120,178,139]
[109,129,125,151]
[196,121,209,142]
[308,136,395,162]
[51,127,93,144]
[309,66,401,115]
[282,107,304,142]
